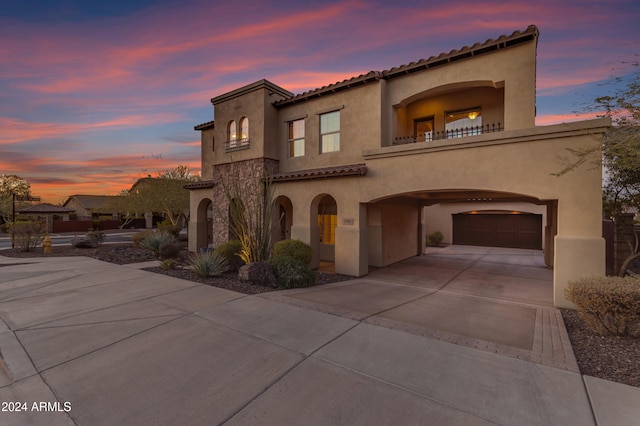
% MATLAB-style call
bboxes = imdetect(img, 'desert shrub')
[140,231,177,258]
[268,256,315,289]
[160,258,178,270]
[189,251,229,277]
[132,230,154,247]
[272,239,313,265]
[158,241,181,259]
[427,231,444,247]
[158,221,181,238]
[566,276,640,336]
[8,221,45,252]
[87,229,105,247]
[214,240,245,271]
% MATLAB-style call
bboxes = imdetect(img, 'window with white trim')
[320,111,340,153]
[288,119,305,157]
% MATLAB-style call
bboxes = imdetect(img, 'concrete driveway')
[0,246,638,425]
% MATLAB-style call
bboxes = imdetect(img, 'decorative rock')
[71,236,94,248]
[238,262,277,288]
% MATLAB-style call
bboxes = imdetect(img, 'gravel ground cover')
[1,242,637,387]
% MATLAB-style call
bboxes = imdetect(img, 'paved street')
[0,246,639,425]
[0,231,138,250]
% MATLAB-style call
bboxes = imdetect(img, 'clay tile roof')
[381,25,538,80]
[270,164,367,183]
[273,71,381,106]
[194,120,215,131]
[184,180,215,190]
[274,26,538,107]
[19,203,75,214]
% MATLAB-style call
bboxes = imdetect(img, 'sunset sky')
[2,0,639,202]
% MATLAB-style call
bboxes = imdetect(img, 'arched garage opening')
[368,189,556,268]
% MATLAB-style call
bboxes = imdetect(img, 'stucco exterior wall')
[276,83,381,172]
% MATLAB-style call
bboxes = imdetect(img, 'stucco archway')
[273,195,293,243]
[194,198,213,251]
[309,194,337,267]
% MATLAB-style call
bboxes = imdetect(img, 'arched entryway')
[309,194,337,266]
[274,196,293,243]
[194,198,213,251]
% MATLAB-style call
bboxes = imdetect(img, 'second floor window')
[320,111,340,153]
[240,117,249,141]
[228,120,237,143]
[288,119,305,157]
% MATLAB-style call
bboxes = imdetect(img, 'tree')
[113,165,199,227]
[0,175,31,223]
[554,68,640,276]
[555,69,640,217]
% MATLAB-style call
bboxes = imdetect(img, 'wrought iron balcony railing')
[224,138,250,152]
[393,123,503,145]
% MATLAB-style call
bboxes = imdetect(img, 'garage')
[453,212,542,249]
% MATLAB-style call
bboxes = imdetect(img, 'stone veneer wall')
[210,158,279,248]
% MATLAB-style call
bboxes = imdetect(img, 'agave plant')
[189,251,229,277]
[139,231,177,258]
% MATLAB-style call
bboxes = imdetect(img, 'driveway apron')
[0,248,638,425]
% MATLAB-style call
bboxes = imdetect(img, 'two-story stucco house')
[187,26,609,307]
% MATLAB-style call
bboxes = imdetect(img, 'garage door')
[453,213,542,249]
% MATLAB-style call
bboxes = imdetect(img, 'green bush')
[158,222,181,237]
[159,241,181,259]
[269,256,315,289]
[140,231,177,257]
[8,221,45,252]
[87,229,105,247]
[272,239,313,265]
[566,276,640,336]
[427,231,444,247]
[189,251,229,277]
[160,258,178,270]
[214,240,245,271]
[132,230,154,247]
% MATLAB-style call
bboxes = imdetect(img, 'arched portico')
[193,198,213,251]
[273,195,293,243]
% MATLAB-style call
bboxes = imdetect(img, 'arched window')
[239,117,249,141]
[228,120,237,143]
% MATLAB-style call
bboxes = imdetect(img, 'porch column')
[554,236,605,308]
[335,203,368,277]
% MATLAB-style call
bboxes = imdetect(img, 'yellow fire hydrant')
[42,235,52,255]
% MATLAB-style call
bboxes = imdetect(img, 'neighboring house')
[63,195,120,220]
[18,203,74,233]
[187,26,609,308]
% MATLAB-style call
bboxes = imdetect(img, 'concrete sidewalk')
[0,249,638,425]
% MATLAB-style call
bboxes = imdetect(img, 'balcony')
[224,138,250,152]
[393,123,503,145]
